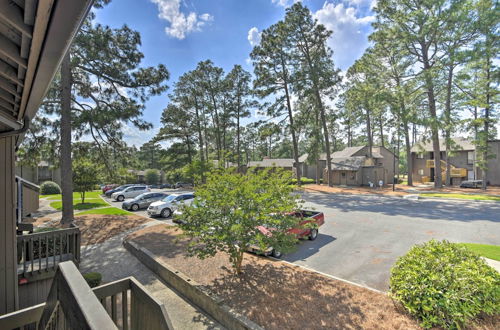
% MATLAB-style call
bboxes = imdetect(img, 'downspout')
[0,118,30,139]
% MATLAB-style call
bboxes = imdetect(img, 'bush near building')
[40,181,61,195]
[390,240,500,329]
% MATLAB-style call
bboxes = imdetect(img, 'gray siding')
[0,136,18,314]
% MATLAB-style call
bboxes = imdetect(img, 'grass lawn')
[77,207,131,216]
[462,243,500,261]
[43,191,102,200]
[420,193,500,201]
[49,198,108,211]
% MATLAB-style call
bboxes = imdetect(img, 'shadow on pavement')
[303,192,500,223]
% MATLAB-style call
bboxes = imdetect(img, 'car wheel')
[117,195,124,202]
[309,229,318,241]
[131,204,139,211]
[160,208,172,218]
[271,249,282,258]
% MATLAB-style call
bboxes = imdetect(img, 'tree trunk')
[379,113,384,148]
[282,61,301,185]
[236,105,241,173]
[366,107,373,158]
[444,63,454,186]
[60,53,74,224]
[422,48,442,188]
[403,121,413,186]
[481,54,491,190]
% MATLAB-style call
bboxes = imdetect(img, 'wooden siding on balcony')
[0,136,18,314]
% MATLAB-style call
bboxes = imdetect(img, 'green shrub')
[390,240,500,329]
[40,181,61,195]
[83,272,102,288]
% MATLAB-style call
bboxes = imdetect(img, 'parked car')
[102,184,119,193]
[459,180,486,188]
[105,184,135,197]
[149,184,160,189]
[111,185,150,201]
[174,182,193,189]
[160,183,172,189]
[147,193,195,218]
[122,192,167,211]
[247,210,325,258]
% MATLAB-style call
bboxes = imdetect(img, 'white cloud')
[150,0,213,39]
[247,27,261,47]
[313,2,375,70]
[271,0,301,7]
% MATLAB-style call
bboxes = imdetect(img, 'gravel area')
[127,224,422,330]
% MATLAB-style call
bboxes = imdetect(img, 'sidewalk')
[80,221,224,330]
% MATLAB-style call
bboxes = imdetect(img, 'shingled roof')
[247,158,295,168]
[410,137,475,153]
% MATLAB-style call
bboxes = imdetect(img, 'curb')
[123,239,264,330]
[274,258,385,294]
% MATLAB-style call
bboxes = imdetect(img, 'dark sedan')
[122,192,168,211]
[459,180,484,188]
[105,184,135,197]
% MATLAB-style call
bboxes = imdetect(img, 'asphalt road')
[284,192,500,291]
[104,189,500,292]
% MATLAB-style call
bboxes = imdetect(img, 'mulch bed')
[127,224,422,329]
[53,214,151,246]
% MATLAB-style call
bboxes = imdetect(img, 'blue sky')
[95,0,376,146]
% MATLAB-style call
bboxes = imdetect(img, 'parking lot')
[286,192,500,291]
[102,188,192,225]
[102,189,500,292]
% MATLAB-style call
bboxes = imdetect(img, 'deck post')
[0,135,18,314]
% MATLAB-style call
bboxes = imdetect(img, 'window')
[416,153,424,159]
[467,151,474,165]
[418,169,424,175]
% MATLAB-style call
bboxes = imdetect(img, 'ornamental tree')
[73,158,101,203]
[178,168,303,274]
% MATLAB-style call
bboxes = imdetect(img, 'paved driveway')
[284,192,500,291]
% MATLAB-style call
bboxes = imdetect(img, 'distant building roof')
[410,138,475,153]
[248,158,295,168]
[319,146,384,160]
[330,156,366,171]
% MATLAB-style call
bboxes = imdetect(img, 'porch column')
[0,136,18,314]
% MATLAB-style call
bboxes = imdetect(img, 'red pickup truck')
[249,210,325,258]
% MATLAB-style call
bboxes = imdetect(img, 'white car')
[147,193,195,218]
[111,185,150,202]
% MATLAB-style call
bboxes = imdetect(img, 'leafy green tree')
[73,158,101,203]
[285,3,341,186]
[225,65,254,171]
[375,0,466,188]
[40,4,169,223]
[145,169,160,185]
[178,168,303,274]
[251,21,303,183]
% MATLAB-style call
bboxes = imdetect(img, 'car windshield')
[134,193,149,200]
[162,195,177,202]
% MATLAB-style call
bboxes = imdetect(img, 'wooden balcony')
[0,262,173,330]
[17,226,81,282]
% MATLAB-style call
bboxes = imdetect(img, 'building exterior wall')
[361,167,386,186]
[0,136,19,314]
[373,147,396,180]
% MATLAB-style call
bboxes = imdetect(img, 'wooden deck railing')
[93,277,173,330]
[17,226,81,281]
[0,262,173,330]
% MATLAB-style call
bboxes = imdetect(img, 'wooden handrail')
[38,261,117,329]
[2,262,172,329]
[17,226,81,280]
[0,303,45,329]
[93,277,173,330]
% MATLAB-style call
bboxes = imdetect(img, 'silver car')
[122,192,168,211]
